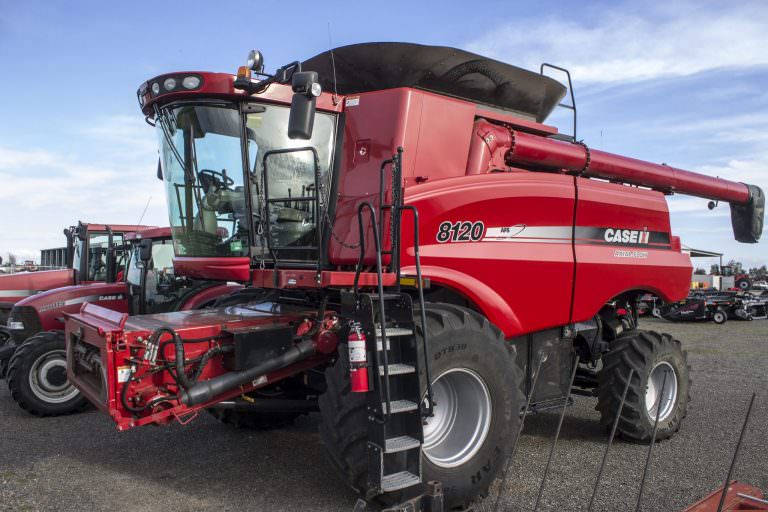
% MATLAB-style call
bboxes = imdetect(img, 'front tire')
[596,330,690,442]
[712,309,727,324]
[7,331,88,416]
[318,303,524,509]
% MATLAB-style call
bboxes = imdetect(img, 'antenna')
[136,196,152,226]
[327,22,339,105]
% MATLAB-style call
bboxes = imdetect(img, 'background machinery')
[0,221,151,341]
[3,227,241,416]
[65,43,763,509]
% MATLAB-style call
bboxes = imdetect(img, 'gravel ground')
[1,318,766,512]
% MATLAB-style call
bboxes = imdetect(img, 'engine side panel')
[402,172,576,336]
[571,178,692,323]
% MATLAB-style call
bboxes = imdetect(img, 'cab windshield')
[72,232,124,281]
[156,101,336,263]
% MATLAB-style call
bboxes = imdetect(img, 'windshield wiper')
[154,105,186,172]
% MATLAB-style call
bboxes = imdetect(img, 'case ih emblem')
[603,228,651,244]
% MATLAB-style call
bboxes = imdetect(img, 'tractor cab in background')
[3,227,241,417]
[0,221,153,340]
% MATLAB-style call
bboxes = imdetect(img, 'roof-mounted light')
[182,76,201,89]
[246,50,264,73]
[163,77,177,91]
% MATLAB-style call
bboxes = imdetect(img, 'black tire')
[318,303,524,509]
[736,278,751,291]
[712,309,727,324]
[205,407,302,430]
[7,331,89,416]
[596,330,690,443]
[0,336,15,380]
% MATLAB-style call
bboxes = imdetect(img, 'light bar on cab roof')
[137,73,204,107]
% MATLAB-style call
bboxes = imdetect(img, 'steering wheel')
[198,169,234,191]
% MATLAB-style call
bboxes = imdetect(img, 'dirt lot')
[1,318,766,511]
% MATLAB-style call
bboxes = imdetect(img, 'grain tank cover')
[302,42,567,122]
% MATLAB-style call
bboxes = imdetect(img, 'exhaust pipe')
[180,339,316,407]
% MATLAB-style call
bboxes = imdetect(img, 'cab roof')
[301,42,567,122]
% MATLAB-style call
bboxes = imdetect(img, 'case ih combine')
[3,227,240,416]
[64,43,764,509]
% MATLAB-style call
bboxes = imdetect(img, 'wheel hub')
[422,368,492,468]
[645,361,678,422]
[28,350,80,404]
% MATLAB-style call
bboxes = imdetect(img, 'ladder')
[345,148,435,507]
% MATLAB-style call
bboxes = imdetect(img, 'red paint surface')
[0,269,75,305]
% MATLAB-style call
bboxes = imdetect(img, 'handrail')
[353,201,392,422]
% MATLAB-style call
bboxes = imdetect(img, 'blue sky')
[1,0,766,268]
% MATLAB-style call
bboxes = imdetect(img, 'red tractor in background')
[0,221,151,343]
[3,227,241,416]
[718,264,753,290]
[65,43,764,509]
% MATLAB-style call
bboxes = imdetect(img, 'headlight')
[7,321,24,330]
[182,76,201,89]
[163,77,177,91]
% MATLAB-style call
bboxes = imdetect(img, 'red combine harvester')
[65,43,764,509]
[3,227,241,416]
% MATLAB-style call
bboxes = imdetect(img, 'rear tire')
[318,303,524,509]
[736,278,751,290]
[596,330,690,442]
[7,332,89,416]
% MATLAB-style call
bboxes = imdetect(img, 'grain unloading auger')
[64,42,763,511]
[469,118,764,243]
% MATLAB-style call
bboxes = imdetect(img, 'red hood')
[0,269,75,304]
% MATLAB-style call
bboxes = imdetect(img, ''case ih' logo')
[603,228,650,244]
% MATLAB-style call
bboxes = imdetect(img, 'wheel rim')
[28,349,79,404]
[422,368,492,468]
[645,361,678,422]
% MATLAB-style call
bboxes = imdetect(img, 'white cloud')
[0,115,168,261]
[466,3,768,84]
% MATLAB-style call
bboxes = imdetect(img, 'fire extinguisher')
[348,322,369,393]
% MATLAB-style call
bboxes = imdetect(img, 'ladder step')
[381,471,421,492]
[385,435,421,453]
[375,327,413,351]
[369,293,402,301]
[382,399,418,414]
[375,327,413,338]
[379,363,415,376]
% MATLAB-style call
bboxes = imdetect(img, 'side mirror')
[288,71,321,140]
[157,158,163,180]
[139,239,153,263]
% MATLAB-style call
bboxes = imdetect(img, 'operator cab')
[124,228,206,314]
[69,221,153,283]
[149,70,336,276]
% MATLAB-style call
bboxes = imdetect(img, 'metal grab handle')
[353,202,392,422]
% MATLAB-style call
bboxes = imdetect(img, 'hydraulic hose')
[149,327,196,390]
[180,339,316,407]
